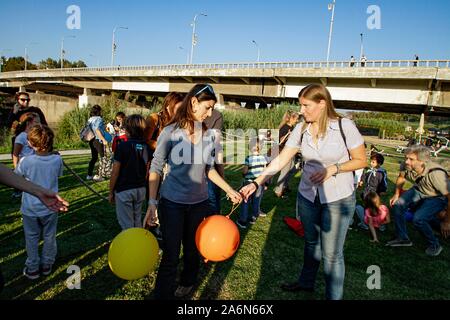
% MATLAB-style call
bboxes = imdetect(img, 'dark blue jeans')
[154,198,212,299]
[392,187,447,248]
[239,185,264,223]
[297,192,355,300]
[207,177,221,214]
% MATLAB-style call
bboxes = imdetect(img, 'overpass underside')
[1,66,449,116]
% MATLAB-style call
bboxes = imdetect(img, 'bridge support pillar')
[19,86,26,92]
[216,93,225,110]
[79,88,94,108]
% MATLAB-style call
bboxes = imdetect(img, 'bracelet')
[251,181,259,190]
[148,198,158,206]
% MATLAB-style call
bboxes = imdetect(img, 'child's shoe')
[41,264,52,276]
[23,267,40,280]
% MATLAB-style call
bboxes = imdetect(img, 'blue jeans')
[154,198,212,299]
[22,214,58,272]
[207,177,221,214]
[296,192,355,300]
[239,185,264,223]
[392,188,447,247]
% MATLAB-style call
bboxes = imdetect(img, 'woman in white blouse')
[240,84,366,300]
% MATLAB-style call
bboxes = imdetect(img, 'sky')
[0,0,449,67]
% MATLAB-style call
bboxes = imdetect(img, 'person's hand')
[109,192,115,205]
[309,166,335,185]
[13,104,20,114]
[239,184,257,203]
[143,205,159,228]
[226,188,242,205]
[389,194,399,207]
[102,139,108,145]
[36,190,69,212]
[357,181,363,188]
[440,220,450,239]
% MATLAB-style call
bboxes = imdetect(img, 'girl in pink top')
[364,191,390,242]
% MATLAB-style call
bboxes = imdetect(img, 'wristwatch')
[334,163,341,176]
[148,199,158,206]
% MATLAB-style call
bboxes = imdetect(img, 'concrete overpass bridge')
[1,59,450,117]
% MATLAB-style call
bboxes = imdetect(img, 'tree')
[2,56,37,71]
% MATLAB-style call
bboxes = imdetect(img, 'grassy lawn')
[0,149,449,300]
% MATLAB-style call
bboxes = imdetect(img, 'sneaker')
[236,220,247,229]
[357,223,369,231]
[385,238,413,247]
[92,175,104,182]
[41,264,52,276]
[258,211,267,217]
[23,267,40,280]
[425,245,443,257]
[86,175,93,180]
[174,285,193,298]
[249,217,257,225]
[379,225,386,232]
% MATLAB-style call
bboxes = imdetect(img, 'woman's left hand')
[226,188,243,205]
[309,165,336,185]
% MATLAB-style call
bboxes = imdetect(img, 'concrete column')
[216,93,225,110]
[19,86,26,92]
[79,88,93,108]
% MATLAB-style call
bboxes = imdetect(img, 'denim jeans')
[207,177,221,214]
[296,192,355,300]
[392,187,447,247]
[239,185,264,223]
[22,214,58,272]
[154,198,212,299]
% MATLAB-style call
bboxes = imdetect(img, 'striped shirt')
[244,154,268,181]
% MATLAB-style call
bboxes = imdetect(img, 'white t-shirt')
[15,132,35,158]
[15,154,64,217]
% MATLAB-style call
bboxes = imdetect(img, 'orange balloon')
[195,215,240,262]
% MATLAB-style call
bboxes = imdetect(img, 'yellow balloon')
[108,228,159,280]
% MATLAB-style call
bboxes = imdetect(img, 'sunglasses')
[194,84,215,97]
[19,98,30,102]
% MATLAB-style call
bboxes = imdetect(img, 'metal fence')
[1,60,449,76]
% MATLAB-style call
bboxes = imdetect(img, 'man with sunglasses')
[7,92,47,155]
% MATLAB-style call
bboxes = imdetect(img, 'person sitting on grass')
[363,192,390,242]
[14,125,64,280]
[237,140,268,229]
[109,114,152,230]
[355,153,388,230]
[387,145,449,257]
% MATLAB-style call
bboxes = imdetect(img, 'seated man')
[387,145,449,256]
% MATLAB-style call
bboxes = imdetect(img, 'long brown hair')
[12,112,40,136]
[159,92,185,127]
[298,83,341,138]
[168,84,217,134]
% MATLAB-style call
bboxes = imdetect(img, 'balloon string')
[226,203,241,218]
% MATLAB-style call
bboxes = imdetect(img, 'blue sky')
[1,0,449,67]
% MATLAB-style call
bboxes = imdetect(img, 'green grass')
[0,151,449,300]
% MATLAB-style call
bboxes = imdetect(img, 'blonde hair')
[298,84,341,138]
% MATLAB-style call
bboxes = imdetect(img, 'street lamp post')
[61,35,76,69]
[190,13,207,65]
[252,40,260,63]
[24,42,38,71]
[326,0,336,64]
[111,26,128,66]
[360,33,364,63]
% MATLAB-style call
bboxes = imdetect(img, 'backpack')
[376,168,388,194]
[79,122,95,142]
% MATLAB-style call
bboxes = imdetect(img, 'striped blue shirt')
[244,154,268,181]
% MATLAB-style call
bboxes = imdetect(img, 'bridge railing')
[1,60,449,76]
